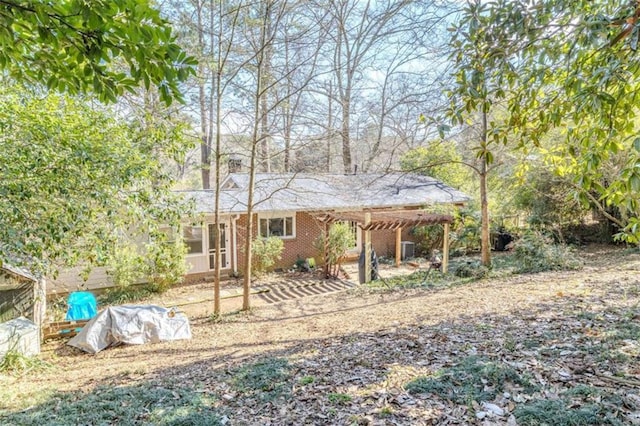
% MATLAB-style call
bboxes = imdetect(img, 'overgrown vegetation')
[514,390,624,426]
[145,238,188,292]
[230,357,291,402]
[0,85,192,277]
[98,286,156,306]
[0,350,49,375]
[314,222,356,277]
[0,382,221,426]
[104,231,188,296]
[405,356,536,405]
[409,207,483,258]
[251,237,284,277]
[512,231,583,273]
[453,261,490,279]
[106,243,146,289]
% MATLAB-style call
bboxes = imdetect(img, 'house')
[178,172,469,281]
[51,172,469,293]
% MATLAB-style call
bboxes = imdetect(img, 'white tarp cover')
[67,305,191,354]
[0,317,40,358]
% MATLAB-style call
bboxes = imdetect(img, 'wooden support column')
[323,221,330,278]
[33,278,46,339]
[364,212,372,283]
[395,227,402,267]
[442,222,450,273]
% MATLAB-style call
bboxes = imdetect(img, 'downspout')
[231,214,240,276]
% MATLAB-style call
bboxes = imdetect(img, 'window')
[158,226,175,243]
[182,225,203,254]
[259,214,295,238]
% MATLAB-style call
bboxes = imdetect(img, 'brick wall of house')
[235,212,325,272]
[371,228,417,258]
[234,211,421,274]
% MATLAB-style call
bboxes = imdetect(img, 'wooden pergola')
[314,210,454,281]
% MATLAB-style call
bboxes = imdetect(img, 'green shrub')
[453,261,489,278]
[410,224,444,257]
[314,222,356,277]
[146,238,188,292]
[452,207,482,254]
[252,237,284,276]
[106,243,145,288]
[512,231,583,273]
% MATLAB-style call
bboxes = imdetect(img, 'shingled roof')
[180,173,470,214]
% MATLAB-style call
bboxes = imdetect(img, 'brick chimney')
[228,155,242,173]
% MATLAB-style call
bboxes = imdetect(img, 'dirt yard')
[2,246,640,425]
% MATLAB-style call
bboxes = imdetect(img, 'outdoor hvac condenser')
[400,241,415,260]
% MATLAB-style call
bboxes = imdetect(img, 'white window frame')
[258,212,296,239]
[182,224,204,256]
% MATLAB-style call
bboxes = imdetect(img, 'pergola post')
[323,221,330,278]
[442,222,450,273]
[395,227,402,267]
[364,212,372,283]
[33,277,46,339]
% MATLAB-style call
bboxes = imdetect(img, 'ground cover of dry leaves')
[2,246,640,425]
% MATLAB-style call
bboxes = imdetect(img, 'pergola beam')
[313,209,455,278]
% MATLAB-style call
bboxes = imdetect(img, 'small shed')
[0,264,46,327]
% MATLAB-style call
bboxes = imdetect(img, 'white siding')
[49,267,112,296]
[186,255,209,274]
[48,215,235,294]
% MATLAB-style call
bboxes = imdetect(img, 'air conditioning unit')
[400,241,415,260]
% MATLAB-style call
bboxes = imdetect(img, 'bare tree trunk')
[283,38,292,172]
[283,109,291,171]
[243,0,271,311]
[341,89,352,173]
[196,1,211,189]
[326,80,333,172]
[480,110,491,266]
[212,0,244,314]
[212,0,222,315]
[259,3,273,173]
[260,90,271,172]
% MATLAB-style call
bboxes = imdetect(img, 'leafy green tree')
[459,0,640,242]
[0,86,192,274]
[315,222,355,279]
[0,1,195,274]
[0,0,196,104]
[446,0,519,266]
[400,142,471,190]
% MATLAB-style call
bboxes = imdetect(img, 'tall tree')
[0,0,195,104]
[0,86,192,273]
[0,0,195,271]
[314,0,447,173]
[460,0,640,242]
[242,0,277,310]
[446,0,518,266]
[164,0,249,313]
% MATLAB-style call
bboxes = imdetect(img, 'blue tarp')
[65,292,97,321]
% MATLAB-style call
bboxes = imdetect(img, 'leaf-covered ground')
[2,246,640,425]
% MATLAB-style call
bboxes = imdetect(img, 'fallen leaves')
[6,246,640,425]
